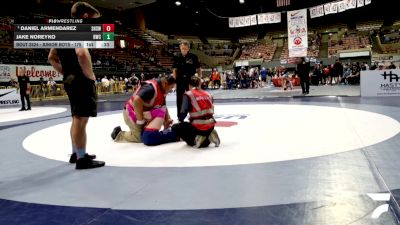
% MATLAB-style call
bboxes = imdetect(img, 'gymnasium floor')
[1,91,400,225]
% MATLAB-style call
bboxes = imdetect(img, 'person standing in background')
[17,67,31,111]
[172,40,202,118]
[296,57,310,94]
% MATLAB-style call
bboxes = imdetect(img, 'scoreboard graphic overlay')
[14,19,114,49]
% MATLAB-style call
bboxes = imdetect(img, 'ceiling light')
[175,1,181,6]
[239,0,245,4]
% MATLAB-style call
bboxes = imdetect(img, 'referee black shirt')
[173,52,200,82]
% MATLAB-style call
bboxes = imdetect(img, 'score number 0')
[102,24,115,32]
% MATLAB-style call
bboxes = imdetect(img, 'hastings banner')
[361,69,400,97]
[0,64,63,82]
[287,9,308,57]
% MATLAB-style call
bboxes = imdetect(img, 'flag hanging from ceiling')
[287,9,308,58]
[277,0,290,7]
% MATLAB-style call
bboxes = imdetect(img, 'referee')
[172,40,202,117]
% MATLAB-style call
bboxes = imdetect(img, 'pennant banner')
[287,9,308,58]
[324,3,331,15]
[347,0,357,9]
[228,0,371,26]
[229,18,235,28]
[270,12,282,23]
[338,0,347,12]
[310,7,318,18]
[330,2,338,13]
[250,15,257,25]
[317,5,325,17]
[257,14,266,24]
[244,16,251,26]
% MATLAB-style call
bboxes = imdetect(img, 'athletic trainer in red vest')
[111,74,178,146]
[172,76,220,148]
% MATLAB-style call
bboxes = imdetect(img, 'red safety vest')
[185,89,216,131]
[126,79,165,112]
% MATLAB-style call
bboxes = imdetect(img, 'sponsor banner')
[0,64,12,82]
[371,54,400,62]
[0,64,63,82]
[361,69,400,97]
[287,9,308,58]
[372,54,400,68]
[0,88,20,107]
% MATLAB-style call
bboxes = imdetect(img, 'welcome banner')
[0,64,63,82]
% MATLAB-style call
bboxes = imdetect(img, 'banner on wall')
[0,88,20,107]
[287,9,308,58]
[0,64,63,82]
[361,69,400,97]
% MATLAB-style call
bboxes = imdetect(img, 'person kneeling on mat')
[111,74,178,146]
[172,75,220,148]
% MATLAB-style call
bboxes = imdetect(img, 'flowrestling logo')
[0,90,14,98]
[0,89,20,106]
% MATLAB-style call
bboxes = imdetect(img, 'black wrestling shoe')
[69,153,96,164]
[111,126,122,140]
[19,108,26,111]
[76,157,105,170]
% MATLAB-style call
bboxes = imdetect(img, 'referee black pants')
[176,81,189,117]
[20,90,31,109]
